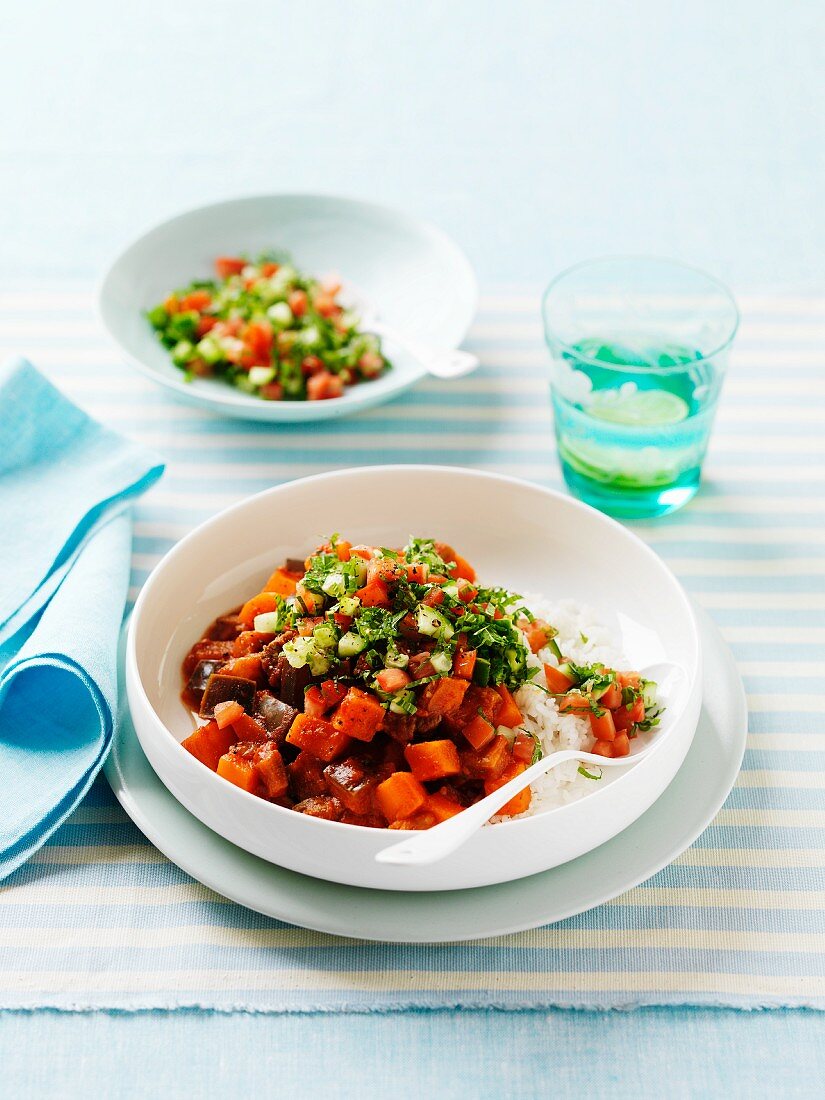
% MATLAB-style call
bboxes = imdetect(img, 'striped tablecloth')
[1,284,823,1012]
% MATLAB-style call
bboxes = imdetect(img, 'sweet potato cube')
[417,677,469,718]
[331,687,385,743]
[404,739,462,782]
[484,761,531,816]
[213,700,244,730]
[181,720,236,771]
[427,792,463,823]
[216,753,261,794]
[375,771,428,823]
[286,713,351,761]
[231,712,270,744]
[254,743,288,799]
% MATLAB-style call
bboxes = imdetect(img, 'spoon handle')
[374,748,638,867]
[366,319,479,379]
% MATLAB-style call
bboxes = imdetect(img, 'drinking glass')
[542,257,739,518]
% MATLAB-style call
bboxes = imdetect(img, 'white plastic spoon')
[375,661,688,867]
[362,314,480,380]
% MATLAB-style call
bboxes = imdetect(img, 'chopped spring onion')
[578,764,602,781]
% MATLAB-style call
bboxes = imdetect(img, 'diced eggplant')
[253,690,298,743]
[207,613,242,641]
[277,653,312,708]
[382,711,416,744]
[199,673,257,719]
[284,558,306,575]
[260,632,296,690]
[294,795,343,821]
[323,757,376,816]
[182,659,226,711]
[288,751,328,800]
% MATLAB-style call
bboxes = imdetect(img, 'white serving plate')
[108,603,743,942]
[126,466,702,891]
[98,193,478,422]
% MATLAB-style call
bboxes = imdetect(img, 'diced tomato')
[422,587,445,607]
[333,612,353,630]
[484,762,531,816]
[612,732,631,757]
[367,557,403,584]
[543,664,575,693]
[558,692,592,716]
[303,686,328,718]
[355,579,391,609]
[404,740,461,782]
[335,540,352,562]
[456,578,477,603]
[589,708,617,742]
[260,382,283,401]
[405,562,430,583]
[357,350,384,377]
[319,680,347,709]
[350,545,375,561]
[179,290,212,312]
[376,668,411,694]
[213,700,244,729]
[260,261,280,277]
[314,292,338,317]
[461,712,496,751]
[243,320,273,359]
[296,616,324,637]
[447,553,476,583]
[196,315,218,337]
[591,739,615,758]
[613,696,645,732]
[232,630,273,657]
[215,256,246,279]
[617,671,641,690]
[512,730,537,765]
[288,289,308,316]
[599,680,623,710]
[301,355,325,376]
[307,371,344,400]
[453,649,477,680]
[493,684,523,729]
[163,294,180,314]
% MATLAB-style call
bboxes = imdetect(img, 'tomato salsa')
[147,254,389,401]
[180,537,657,829]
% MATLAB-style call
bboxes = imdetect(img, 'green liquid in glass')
[552,338,719,518]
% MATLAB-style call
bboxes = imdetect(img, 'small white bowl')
[126,467,702,891]
[98,193,478,422]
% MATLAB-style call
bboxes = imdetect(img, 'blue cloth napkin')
[0,358,163,878]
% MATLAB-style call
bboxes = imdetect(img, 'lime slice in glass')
[589,389,690,426]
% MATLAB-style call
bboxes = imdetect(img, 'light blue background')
[2,0,824,290]
[3,0,824,1094]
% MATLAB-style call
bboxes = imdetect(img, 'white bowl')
[126,467,702,891]
[98,193,478,422]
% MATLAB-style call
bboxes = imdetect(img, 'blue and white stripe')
[0,283,822,1011]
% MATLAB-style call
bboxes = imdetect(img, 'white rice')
[491,593,628,820]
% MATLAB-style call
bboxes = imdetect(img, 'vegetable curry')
[180,537,654,830]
